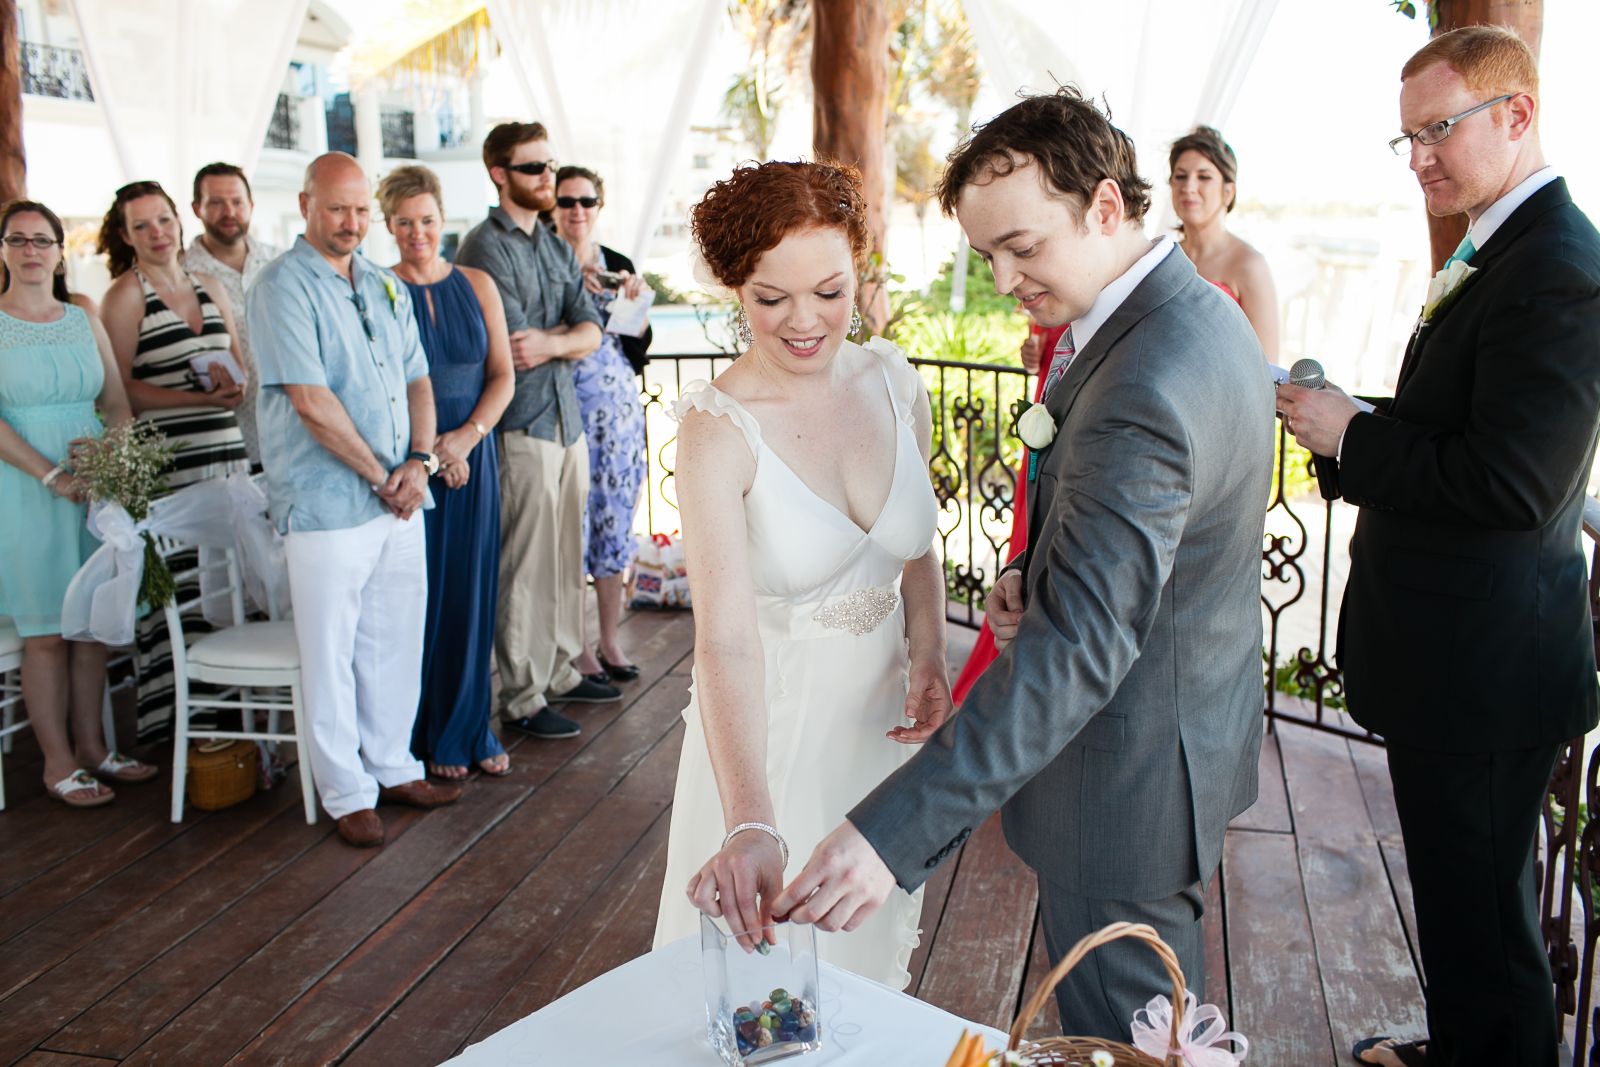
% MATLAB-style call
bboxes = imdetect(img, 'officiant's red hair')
[692,161,870,289]
[1402,25,1539,111]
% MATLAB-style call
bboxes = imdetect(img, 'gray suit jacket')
[850,247,1274,901]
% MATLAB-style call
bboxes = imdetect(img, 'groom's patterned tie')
[1041,325,1077,398]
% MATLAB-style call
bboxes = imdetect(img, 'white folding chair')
[0,616,120,811]
[157,538,316,824]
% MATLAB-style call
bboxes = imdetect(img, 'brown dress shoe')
[378,778,463,809]
[336,809,384,848]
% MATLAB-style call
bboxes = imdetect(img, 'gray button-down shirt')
[454,207,600,445]
[249,236,432,534]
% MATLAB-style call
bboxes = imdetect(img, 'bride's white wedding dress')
[652,338,939,989]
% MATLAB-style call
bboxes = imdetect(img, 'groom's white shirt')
[1069,235,1176,357]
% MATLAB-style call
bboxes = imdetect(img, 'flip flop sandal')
[96,751,158,783]
[478,754,513,777]
[1353,1037,1428,1066]
[48,769,115,808]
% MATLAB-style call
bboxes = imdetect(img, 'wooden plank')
[1202,859,1229,1015]
[0,780,301,999]
[1277,723,1426,1058]
[1349,737,1403,842]
[0,766,178,898]
[342,799,674,1067]
[99,775,524,1067]
[13,1052,121,1066]
[226,786,660,1066]
[464,809,674,1041]
[1378,839,1423,985]
[44,809,418,1060]
[914,813,1037,1032]
[609,721,685,803]
[1230,729,1292,834]
[1222,829,1332,1063]
[561,668,691,793]
[0,795,326,1064]
[1016,915,1059,1043]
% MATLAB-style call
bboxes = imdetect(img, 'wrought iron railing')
[381,108,416,159]
[19,42,93,102]
[263,93,300,151]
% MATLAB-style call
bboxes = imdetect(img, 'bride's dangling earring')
[734,304,754,346]
[849,303,864,338]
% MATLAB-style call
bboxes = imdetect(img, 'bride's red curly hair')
[691,160,871,289]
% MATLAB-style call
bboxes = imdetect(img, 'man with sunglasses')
[249,152,460,849]
[456,122,617,743]
[1278,26,1600,1067]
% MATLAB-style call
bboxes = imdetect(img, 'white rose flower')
[1016,402,1058,449]
[1422,259,1476,320]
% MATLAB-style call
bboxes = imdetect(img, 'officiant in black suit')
[1278,26,1600,1067]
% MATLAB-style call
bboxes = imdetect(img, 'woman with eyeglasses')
[1169,126,1280,358]
[550,166,652,685]
[375,164,516,781]
[98,180,251,741]
[0,199,154,805]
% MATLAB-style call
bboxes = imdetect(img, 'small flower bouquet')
[72,422,179,609]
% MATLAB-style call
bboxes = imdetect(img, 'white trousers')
[285,512,427,819]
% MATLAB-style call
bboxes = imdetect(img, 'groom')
[773,88,1274,1038]
[1278,26,1600,1066]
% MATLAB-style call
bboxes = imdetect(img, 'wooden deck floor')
[0,609,1431,1066]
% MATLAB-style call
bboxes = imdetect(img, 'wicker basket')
[998,922,1188,1067]
[185,739,258,811]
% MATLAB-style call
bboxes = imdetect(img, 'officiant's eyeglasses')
[506,160,557,176]
[1389,94,1513,155]
[2,235,61,249]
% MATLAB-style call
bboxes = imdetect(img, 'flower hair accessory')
[1129,991,1249,1066]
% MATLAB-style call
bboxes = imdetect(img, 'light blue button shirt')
[249,236,432,534]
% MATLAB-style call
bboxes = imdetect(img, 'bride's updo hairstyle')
[691,160,872,289]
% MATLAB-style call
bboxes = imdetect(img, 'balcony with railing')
[262,93,300,152]
[380,107,416,159]
[19,41,94,102]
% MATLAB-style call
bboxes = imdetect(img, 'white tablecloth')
[442,935,1010,1066]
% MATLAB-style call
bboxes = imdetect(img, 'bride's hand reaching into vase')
[887,656,953,744]
[687,831,783,953]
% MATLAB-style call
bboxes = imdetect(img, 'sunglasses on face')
[506,161,556,177]
[556,196,600,209]
[2,235,61,249]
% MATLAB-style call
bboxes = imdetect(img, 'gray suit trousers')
[1035,875,1206,1041]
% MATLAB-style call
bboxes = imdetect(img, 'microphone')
[1286,358,1342,501]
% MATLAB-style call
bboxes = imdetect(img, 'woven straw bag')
[997,922,1187,1067]
[185,739,258,811]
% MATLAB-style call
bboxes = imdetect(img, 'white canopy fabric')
[70,0,309,201]
[483,0,724,261]
[960,0,1282,227]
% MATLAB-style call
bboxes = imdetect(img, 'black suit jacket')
[1336,178,1600,751]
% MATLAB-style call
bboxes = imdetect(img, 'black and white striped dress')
[131,269,250,741]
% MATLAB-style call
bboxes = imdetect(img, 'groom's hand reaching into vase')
[688,831,783,953]
[771,822,897,932]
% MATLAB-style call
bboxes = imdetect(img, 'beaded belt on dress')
[755,582,901,641]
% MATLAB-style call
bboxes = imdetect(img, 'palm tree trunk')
[811,0,891,330]
[1423,0,1542,271]
[0,0,26,202]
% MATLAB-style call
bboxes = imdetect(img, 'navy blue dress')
[406,268,505,768]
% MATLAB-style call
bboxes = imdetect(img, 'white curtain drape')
[958,0,1283,227]
[69,0,309,198]
[483,0,725,261]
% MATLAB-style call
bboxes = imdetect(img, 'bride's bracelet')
[723,822,789,867]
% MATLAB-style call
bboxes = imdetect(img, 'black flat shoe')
[598,653,641,682]
[582,671,612,688]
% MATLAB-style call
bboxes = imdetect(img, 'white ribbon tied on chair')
[1129,991,1249,1066]
[60,481,240,646]
[222,473,291,620]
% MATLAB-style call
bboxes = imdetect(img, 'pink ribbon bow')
[1129,991,1249,1066]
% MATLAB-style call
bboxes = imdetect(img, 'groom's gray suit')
[850,245,1273,1036]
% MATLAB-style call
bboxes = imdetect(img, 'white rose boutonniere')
[1017,401,1057,449]
[1422,258,1476,323]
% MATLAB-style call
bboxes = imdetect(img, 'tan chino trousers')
[495,431,588,720]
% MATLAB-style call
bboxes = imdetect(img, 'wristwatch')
[407,450,441,476]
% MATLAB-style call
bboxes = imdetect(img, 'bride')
[651,160,950,989]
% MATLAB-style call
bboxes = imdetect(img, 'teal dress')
[0,305,104,637]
